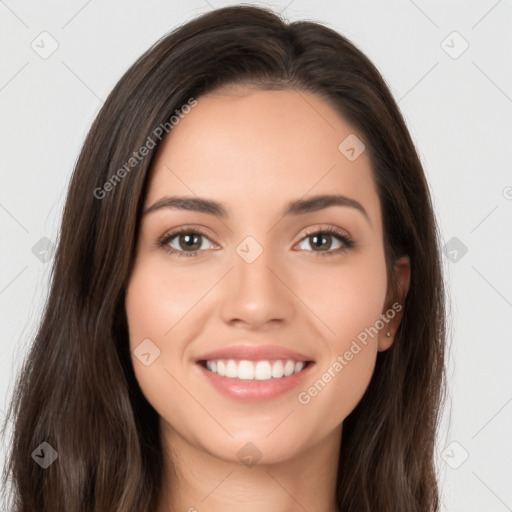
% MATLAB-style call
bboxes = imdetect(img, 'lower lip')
[196,362,314,402]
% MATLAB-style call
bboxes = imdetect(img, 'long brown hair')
[1,5,446,511]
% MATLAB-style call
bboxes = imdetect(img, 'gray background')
[1,1,511,509]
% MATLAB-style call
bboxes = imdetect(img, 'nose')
[219,242,295,330]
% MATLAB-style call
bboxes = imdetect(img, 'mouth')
[194,344,315,402]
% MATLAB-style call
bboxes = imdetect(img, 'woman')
[1,5,446,511]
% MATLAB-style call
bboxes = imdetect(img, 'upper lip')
[195,344,314,363]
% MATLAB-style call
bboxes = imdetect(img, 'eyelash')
[157,225,355,258]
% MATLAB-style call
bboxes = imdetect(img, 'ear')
[378,255,411,352]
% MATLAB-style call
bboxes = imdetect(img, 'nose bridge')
[220,234,294,327]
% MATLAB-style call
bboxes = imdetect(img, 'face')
[125,87,409,465]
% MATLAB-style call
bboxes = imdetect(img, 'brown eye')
[307,233,335,251]
[176,233,203,251]
[296,227,354,255]
[159,229,216,257]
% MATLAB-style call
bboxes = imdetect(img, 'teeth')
[283,360,295,376]
[271,360,284,378]
[226,360,238,378]
[203,359,307,380]
[254,361,271,380]
[239,360,255,380]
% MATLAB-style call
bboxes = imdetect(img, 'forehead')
[145,88,381,228]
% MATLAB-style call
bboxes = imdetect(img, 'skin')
[125,86,410,512]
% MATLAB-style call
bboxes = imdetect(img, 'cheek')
[292,253,387,423]
[125,259,208,433]
[299,252,388,351]
[124,257,187,367]
[125,257,207,348]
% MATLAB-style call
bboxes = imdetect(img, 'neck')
[156,423,341,512]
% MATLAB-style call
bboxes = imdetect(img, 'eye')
[157,225,355,258]
[158,227,217,258]
[295,226,354,256]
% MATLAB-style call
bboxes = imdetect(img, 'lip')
[195,344,313,363]
[194,344,315,402]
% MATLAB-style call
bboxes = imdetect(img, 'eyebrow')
[143,194,370,223]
